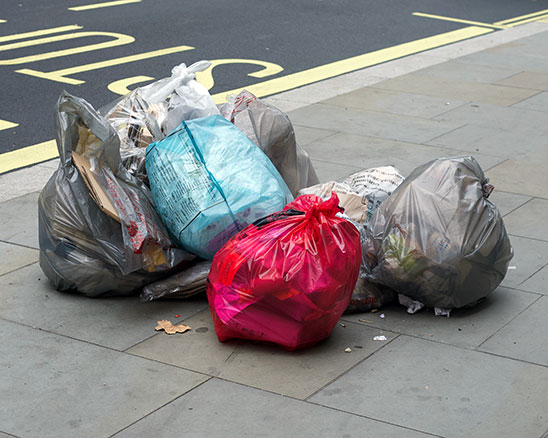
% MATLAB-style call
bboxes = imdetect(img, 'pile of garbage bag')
[38,60,513,350]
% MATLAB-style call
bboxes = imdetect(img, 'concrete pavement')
[1,21,548,438]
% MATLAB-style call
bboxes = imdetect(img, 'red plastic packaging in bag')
[206,193,362,350]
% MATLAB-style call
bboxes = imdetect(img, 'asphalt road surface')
[1,0,548,171]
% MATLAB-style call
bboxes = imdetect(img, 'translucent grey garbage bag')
[363,156,513,309]
[220,90,319,196]
[141,260,212,302]
[38,92,194,297]
[100,61,218,182]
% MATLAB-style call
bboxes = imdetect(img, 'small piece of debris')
[345,347,352,353]
[155,320,191,335]
[354,345,363,349]
[340,323,346,328]
[358,319,373,324]
[458,328,462,331]
[425,385,429,391]
[373,335,387,341]
[445,102,451,105]
[429,333,434,337]
[174,314,181,318]
[379,313,385,319]
[508,266,516,270]
[370,309,378,313]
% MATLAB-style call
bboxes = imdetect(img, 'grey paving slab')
[488,190,532,217]
[322,87,468,118]
[417,61,521,84]
[310,336,548,438]
[304,132,504,178]
[309,158,362,182]
[371,73,539,106]
[480,295,548,366]
[293,124,337,147]
[128,309,397,400]
[342,287,539,349]
[433,101,548,130]
[501,235,548,289]
[503,198,548,241]
[427,122,548,162]
[287,103,461,145]
[0,318,208,438]
[0,192,39,248]
[519,264,548,295]
[0,263,208,351]
[113,378,434,438]
[496,71,548,91]
[0,241,38,276]
[486,160,548,199]
[454,49,548,74]
[513,91,548,112]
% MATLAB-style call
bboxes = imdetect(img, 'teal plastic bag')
[146,115,293,259]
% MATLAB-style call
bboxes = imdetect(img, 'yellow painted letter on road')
[195,59,283,91]
[0,30,134,65]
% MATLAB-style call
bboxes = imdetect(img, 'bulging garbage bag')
[363,156,513,308]
[220,90,319,196]
[207,193,362,350]
[38,92,193,297]
[145,114,293,260]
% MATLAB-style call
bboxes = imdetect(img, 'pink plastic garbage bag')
[206,193,362,350]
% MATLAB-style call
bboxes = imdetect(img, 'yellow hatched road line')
[412,12,508,29]
[68,0,141,11]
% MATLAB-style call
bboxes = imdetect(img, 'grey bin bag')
[363,156,513,309]
[38,92,194,297]
[220,90,319,196]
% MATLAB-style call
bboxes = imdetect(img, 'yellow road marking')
[211,26,493,104]
[496,8,548,25]
[0,140,57,174]
[0,119,18,130]
[16,45,195,85]
[3,6,547,174]
[0,24,82,43]
[412,12,508,29]
[502,13,548,27]
[108,75,154,94]
[196,59,283,90]
[0,31,134,65]
[68,0,141,11]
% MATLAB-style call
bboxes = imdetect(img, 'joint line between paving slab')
[0,239,39,251]
[502,196,536,218]
[107,376,213,438]
[508,232,548,244]
[122,305,209,352]
[509,88,546,106]
[476,293,544,350]
[0,261,40,279]
[0,430,21,438]
[306,399,446,437]
[305,327,401,400]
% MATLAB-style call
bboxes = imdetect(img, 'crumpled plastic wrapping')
[141,260,212,302]
[146,114,293,260]
[207,193,362,350]
[101,61,219,182]
[363,156,513,309]
[38,92,194,297]
[220,90,319,196]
